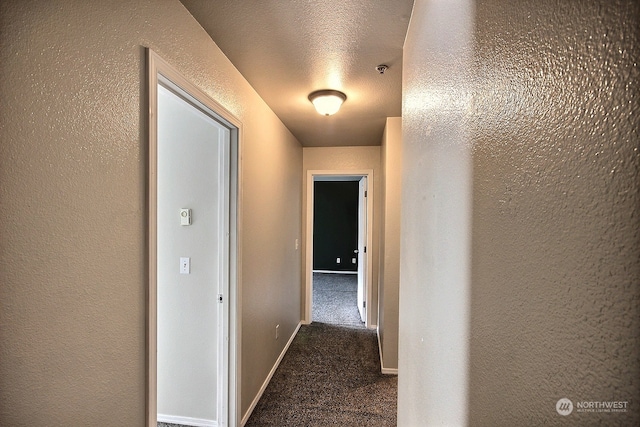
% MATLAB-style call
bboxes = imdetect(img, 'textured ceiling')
[180,0,414,147]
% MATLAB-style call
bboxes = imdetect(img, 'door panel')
[157,83,229,424]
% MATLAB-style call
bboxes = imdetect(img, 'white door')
[156,81,229,426]
[357,176,367,322]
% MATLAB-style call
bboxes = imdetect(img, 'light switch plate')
[180,257,190,274]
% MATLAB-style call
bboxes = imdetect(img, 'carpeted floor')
[245,273,397,426]
[312,272,364,327]
[245,322,397,426]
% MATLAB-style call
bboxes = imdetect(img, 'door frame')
[147,50,242,427]
[356,176,368,322]
[304,169,374,328]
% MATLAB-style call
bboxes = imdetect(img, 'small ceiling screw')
[376,64,389,74]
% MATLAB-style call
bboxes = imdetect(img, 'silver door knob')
[354,249,359,253]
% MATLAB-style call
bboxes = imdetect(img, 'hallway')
[245,274,397,426]
[2,1,638,425]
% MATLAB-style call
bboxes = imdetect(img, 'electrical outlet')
[275,324,280,340]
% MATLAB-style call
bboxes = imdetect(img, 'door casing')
[356,176,367,322]
[147,49,242,427]
[305,170,374,328]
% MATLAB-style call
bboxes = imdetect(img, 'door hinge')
[364,246,367,253]
[218,294,223,303]
[363,301,366,308]
[365,190,368,197]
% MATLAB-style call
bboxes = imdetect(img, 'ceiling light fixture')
[308,90,347,116]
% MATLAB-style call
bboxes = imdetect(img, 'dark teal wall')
[313,181,359,271]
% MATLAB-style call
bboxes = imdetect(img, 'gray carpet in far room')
[312,272,364,327]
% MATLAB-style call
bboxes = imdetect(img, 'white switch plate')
[180,257,190,274]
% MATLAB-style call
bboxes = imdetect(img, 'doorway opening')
[305,170,373,328]
[148,50,240,427]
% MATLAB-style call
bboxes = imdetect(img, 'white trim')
[241,322,302,426]
[312,269,358,275]
[148,49,242,427]
[157,414,217,427]
[305,170,374,328]
[377,327,398,375]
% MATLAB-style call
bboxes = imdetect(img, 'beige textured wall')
[399,0,474,423]
[378,117,402,370]
[399,0,640,425]
[302,146,381,325]
[0,1,302,425]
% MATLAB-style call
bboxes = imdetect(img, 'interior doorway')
[312,179,360,326]
[148,51,240,427]
[305,170,373,328]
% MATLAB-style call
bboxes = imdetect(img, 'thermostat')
[180,208,192,226]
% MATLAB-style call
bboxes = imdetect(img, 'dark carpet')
[245,323,397,426]
[245,273,397,426]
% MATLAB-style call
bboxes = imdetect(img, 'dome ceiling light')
[308,89,347,116]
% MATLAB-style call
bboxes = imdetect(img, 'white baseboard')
[312,269,358,275]
[241,321,302,426]
[377,327,398,375]
[157,414,216,427]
